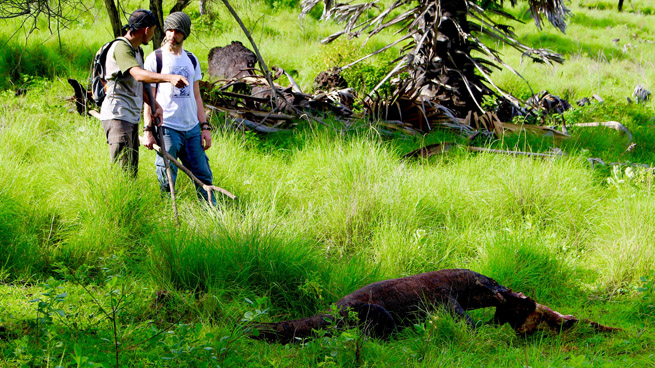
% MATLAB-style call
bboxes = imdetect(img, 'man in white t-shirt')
[142,12,216,205]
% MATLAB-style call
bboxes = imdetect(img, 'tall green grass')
[147,217,379,317]
[0,177,47,276]
[589,183,655,291]
[490,3,655,102]
[0,0,654,366]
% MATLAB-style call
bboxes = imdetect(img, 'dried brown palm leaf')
[300,0,570,126]
[341,33,415,71]
[528,0,570,32]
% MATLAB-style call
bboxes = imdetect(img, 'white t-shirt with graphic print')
[144,49,202,132]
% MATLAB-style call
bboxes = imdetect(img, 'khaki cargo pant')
[102,119,140,177]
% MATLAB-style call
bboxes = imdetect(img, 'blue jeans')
[156,125,216,205]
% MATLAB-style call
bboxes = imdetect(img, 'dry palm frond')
[527,0,571,32]
[300,0,570,130]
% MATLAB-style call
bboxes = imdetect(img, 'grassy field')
[1,0,654,366]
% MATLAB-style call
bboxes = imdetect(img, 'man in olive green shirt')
[100,9,189,176]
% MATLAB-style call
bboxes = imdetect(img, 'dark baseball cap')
[127,9,157,30]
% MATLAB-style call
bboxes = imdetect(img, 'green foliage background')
[0,0,654,366]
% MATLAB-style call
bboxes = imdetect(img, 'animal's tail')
[581,319,623,332]
[251,314,334,344]
[250,303,397,344]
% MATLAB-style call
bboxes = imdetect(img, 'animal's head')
[494,292,578,334]
[472,274,511,303]
[493,291,538,328]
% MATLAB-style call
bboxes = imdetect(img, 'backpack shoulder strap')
[96,38,122,79]
[98,38,119,64]
[155,49,197,73]
[155,49,163,74]
[153,49,163,95]
[185,51,198,70]
[113,37,135,54]
[114,37,144,62]
[102,38,138,74]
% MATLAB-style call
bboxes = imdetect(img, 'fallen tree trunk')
[404,142,564,159]
[252,269,620,344]
[570,121,633,142]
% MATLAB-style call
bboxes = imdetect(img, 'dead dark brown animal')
[253,269,619,344]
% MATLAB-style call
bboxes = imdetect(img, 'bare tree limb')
[218,0,279,107]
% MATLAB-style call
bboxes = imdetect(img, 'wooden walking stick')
[145,83,180,226]
[138,140,237,203]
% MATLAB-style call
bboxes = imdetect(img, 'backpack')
[154,48,198,74]
[89,37,134,107]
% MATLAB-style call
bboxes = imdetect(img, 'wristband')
[143,125,155,132]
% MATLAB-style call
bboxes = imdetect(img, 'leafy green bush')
[307,40,397,94]
[342,63,395,95]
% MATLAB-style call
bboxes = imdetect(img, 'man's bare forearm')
[130,66,189,87]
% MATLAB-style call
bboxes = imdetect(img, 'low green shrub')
[0,37,94,90]
[0,191,43,276]
[148,224,330,316]
[473,232,578,303]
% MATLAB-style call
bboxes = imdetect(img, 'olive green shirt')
[99,38,145,124]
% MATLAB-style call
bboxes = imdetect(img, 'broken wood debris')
[66,72,633,162]
[65,45,631,155]
[526,90,572,116]
[632,84,651,103]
